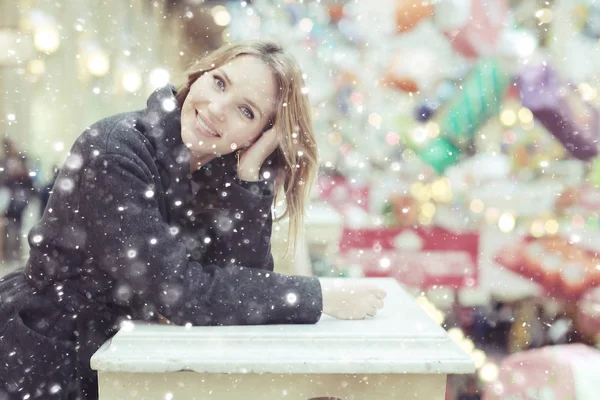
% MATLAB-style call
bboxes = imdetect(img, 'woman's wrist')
[237,170,260,181]
[237,160,260,181]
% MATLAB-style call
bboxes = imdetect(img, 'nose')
[208,100,225,122]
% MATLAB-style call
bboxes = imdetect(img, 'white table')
[91,278,475,399]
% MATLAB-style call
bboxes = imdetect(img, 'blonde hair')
[176,39,318,258]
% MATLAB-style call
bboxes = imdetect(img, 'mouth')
[195,110,220,138]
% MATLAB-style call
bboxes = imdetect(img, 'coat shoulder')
[71,111,156,168]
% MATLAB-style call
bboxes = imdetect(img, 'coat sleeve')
[76,152,322,326]
[201,176,276,272]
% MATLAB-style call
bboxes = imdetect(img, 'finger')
[373,288,387,299]
[366,306,378,318]
[240,129,279,167]
[373,298,384,310]
[252,127,278,153]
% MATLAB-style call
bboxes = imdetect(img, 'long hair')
[176,40,318,258]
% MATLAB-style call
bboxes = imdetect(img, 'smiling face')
[180,55,278,165]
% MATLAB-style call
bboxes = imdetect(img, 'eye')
[241,106,254,120]
[213,74,225,91]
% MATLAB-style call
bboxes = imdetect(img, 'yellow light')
[87,51,110,77]
[535,8,553,24]
[27,59,45,75]
[149,68,170,89]
[410,182,424,196]
[545,219,559,235]
[211,6,231,26]
[418,213,433,226]
[122,70,142,93]
[420,202,436,218]
[530,220,545,238]
[459,338,475,354]
[500,109,517,126]
[368,113,382,129]
[518,107,534,124]
[471,349,487,369]
[479,362,499,382]
[447,327,464,343]
[416,296,430,307]
[578,83,598,102]
[431,178,453,203]
[299,18,314,33]
[498,213,516,233]
[411,182,431,202]
[34,26,60,54]
[470,199,484,214]
[426,122,440,138]
[409,125,429,143]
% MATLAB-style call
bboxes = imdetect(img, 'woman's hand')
[237,127,279,181]
[319,279,387,320]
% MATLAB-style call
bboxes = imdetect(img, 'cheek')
[187,79,209,103]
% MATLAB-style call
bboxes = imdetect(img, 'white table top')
[91,278,475,375]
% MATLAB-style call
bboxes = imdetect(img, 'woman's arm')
[76,152,321,326]
[192,153,278,272]
[202,177,275,271]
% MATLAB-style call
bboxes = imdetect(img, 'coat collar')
[138,85,239,220]
[139,84,186,163]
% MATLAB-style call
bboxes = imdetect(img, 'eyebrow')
[220,69,264,120]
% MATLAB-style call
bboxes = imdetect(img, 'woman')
[0,40,386,400]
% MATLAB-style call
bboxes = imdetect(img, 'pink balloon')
[436,0,508,58]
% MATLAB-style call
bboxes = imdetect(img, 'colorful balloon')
[437,58,511,147]
[519,63,599,160]
[435,0,508,58]
[418,137,461,174]
[383,48,443,93]
[395,0,434,33]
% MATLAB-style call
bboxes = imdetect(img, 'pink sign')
[317,176,370,212]
[337,226,479,289]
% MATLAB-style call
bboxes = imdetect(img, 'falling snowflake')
[57,177,75,193]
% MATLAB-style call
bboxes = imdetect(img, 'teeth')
[196,112,219,137]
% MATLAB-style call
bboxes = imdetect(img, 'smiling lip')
[194,110,220,138]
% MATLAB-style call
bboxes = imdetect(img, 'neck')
[189,152,217,173]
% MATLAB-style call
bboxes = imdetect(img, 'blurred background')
[1,0,600,398]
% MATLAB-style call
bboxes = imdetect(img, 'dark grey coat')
[0,85,323,399]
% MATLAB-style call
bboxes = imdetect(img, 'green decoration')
[418,137,461,174]
[438,58,511,147]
